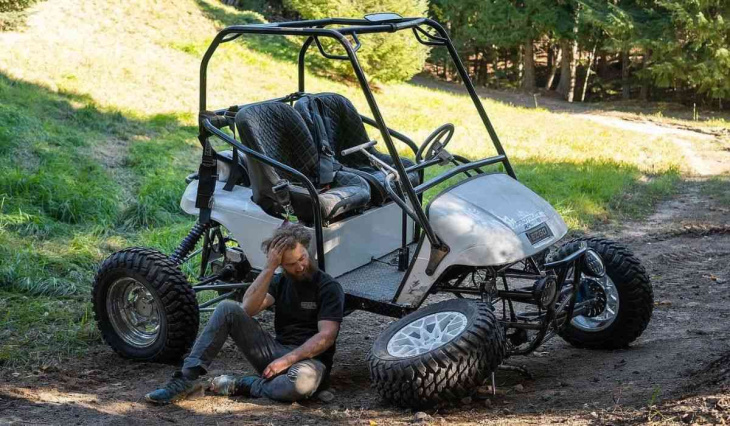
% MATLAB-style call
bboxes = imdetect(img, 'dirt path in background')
[1,106,729,425]
[576,114,730,176]
[412,75,730,177]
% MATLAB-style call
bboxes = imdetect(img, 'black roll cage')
[196,15,516,273]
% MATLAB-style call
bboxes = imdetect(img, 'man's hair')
[261,223,313,254]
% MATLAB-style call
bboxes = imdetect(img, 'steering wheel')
[416,123,454,163]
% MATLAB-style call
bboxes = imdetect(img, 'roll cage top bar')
[196,13,516,273]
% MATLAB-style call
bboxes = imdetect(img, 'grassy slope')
[0,0,683,366]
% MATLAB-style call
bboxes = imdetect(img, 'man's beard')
[284,258,318,283]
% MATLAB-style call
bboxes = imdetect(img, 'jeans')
[182,300,327,402]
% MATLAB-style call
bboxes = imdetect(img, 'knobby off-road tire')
[556,237,653,349]
[367,299,505,409]
[92,247,199,362]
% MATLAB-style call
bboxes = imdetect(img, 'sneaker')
[209,375,258,397]
[145,371,205,405]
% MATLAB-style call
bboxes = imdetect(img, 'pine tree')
[648,0,730,102]
[285,0,430,84]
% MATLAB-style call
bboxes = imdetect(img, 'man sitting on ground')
[145,223,345,404]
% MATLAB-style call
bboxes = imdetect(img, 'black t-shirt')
[267,270,345,369]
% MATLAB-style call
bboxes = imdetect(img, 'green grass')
[0,290,97,367]
[0,74,200,298]
[699,176,730,207]
[0,78,123,225]
[0,0,697,366]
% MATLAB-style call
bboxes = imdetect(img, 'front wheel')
[92,247,199,362]
[367,299,505,408]
[555,237,653,349]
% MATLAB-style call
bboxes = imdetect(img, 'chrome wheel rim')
[387,311,467,358]
[106,278,161,348]
[571,275,620,332]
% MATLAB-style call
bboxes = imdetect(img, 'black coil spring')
[169,222,210,265]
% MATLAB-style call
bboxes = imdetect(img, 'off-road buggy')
[92,13,654,408]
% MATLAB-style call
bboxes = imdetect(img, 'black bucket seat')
[234,102,371,224]
[295,93,420,205]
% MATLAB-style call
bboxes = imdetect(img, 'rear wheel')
[555,237,653,349]
[92,247,199,362]
[368,299,505,408]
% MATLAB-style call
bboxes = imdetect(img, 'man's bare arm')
[241,269,276,316]
[262,320,340,378]
[241,237,286,316]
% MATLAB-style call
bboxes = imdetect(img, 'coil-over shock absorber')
[169,222,211,265]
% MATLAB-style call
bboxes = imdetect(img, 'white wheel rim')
[571,275,620,332]
[387,311,468,358]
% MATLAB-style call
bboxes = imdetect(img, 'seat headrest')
[234,101,318,179]
[294,93,370,158]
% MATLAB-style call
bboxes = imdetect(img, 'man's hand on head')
[262,355,294,379]
[241,238,286,317]
[265,237,288,271]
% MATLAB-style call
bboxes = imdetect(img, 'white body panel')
[181,181,413,278]
[396,173,567,306]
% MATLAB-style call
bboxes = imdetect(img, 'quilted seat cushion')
[289,170,370,224]
[295,93,421,205]
[236,102,319,183]
[295,93,371,167]
[235,102,370,223]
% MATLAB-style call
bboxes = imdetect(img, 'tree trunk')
[558,11,580,102]
[567,35,578,102]
[492,54,499,88]
[621,49,631,100]
[597,52,608,79]
[522,38,536,92]
[502,49,507,76]
[547,43,553,70]
[499,48,507,86]
[639,49,652,101]
[478,54,488,86]
[581,44,597,102]
[557,38,577,102]
[512,47,523,83]
[473,47,480,82]
[557,39,571,96]
[546,47,561,90]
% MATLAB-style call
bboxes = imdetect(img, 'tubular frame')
[197,16,515,274]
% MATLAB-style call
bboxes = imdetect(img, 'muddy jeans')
[182,300,327,402]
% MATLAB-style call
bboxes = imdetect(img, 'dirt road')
[1,109,729,425]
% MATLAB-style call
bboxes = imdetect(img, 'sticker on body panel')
[499,211,549,232]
